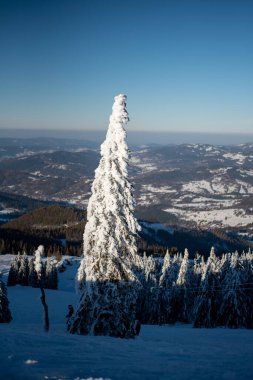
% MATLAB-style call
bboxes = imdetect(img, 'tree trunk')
[40,287,49,332]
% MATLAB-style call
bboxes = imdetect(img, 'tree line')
[137,247,253,329]
[0,229,82,256]
[7,251,58,290]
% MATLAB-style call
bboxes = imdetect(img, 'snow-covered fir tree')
[135,252,147,321]
[219,253,231,280]
[159,253,181,324]
[217,252,252,328]
[193,247,221,328]
[17,253,29,286]
[7,249,58,290]
[242,249,253,310]
[0,278,12,323]
[160,250,170,278]
[136,251,147,289]
[193,253,205,288]
[172,248,193,323]
[71,94,141,338]
[28,257,37,287]
[141,255,161,324]
[34,247,43,285]
[8,254,29,287]
[76,256,86,293]
[123,247,253,329]
[176,249,190,287]
[7,253,21,286]
[45,258,58,290]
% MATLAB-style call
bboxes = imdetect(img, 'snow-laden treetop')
[101,94,129,165]
[109,94,129,125]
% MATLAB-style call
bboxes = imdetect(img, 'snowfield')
[1,255,253,380]
[181,178,253,196]
[223,153,246,163]
[142,184,176,194]
[165,207,253,227]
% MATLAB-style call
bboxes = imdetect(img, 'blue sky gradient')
[0,0,252,133]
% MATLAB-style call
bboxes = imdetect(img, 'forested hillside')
[1,204,252,257]
[0,205,85,256]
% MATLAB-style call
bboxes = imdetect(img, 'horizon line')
[0,128,253,137]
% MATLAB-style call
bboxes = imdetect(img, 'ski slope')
[1,255,253,380]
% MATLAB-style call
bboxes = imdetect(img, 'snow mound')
[25,359,38,365]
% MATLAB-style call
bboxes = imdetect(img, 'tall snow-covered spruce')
[71,94,141,338]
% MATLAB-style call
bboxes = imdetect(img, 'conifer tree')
[18,254,29,286]
[71,94,141,338]
[34,247,43,287]
[76,256,86,293]
[219,253,231,282]
[28,257,37,287]
[45,258,58,290]
[193,247,221,328]
[141,255,161,324]
[33,245,49,331]
[193,253,205,288]
[135,252,147,321]
[136,252,147,288]
[243,250,253,314]
[7,254,21,286]
[7,261,18,287]
[159,253,181,323]
[218,252,253,328]
[172,249,192,323]
[0,279,12,323]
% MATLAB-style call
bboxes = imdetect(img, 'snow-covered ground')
[1,255,253,380]
[223,153,246,163]
[142,184,176,194]
[181,177,253,195]
[165,207,253,227]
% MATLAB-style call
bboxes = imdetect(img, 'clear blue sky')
[0,0,252,133]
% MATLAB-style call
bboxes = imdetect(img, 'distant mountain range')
[0,137,253,253]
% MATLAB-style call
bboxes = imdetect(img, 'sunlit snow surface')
[1,255,253,380]
[165,207,253,227]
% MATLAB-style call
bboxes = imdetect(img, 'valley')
[0,137,253,254]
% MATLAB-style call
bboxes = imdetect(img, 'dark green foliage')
[159,256,181,324]
[7,254,21,286]
[7,264,17,286]
[28,259,37,287]
[2,205,86,231]
[193,272,221,328]
[0,279,12,323]
[45,259,58,290]
[0,205,86,256]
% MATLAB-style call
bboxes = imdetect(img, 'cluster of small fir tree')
[7,246,58,290]
[137,247,253,329]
